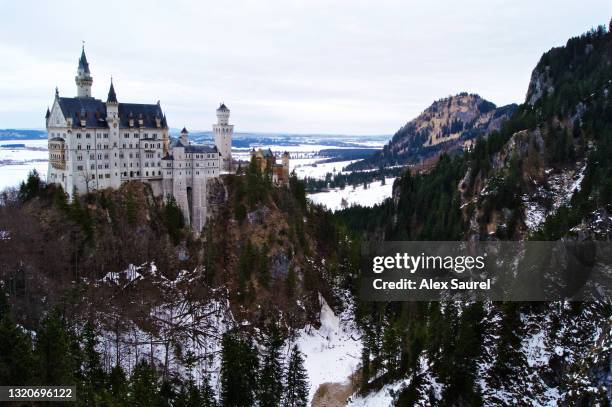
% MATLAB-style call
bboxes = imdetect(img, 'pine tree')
[164,195,185,244]
[18,169,43,202]
[284,345,309,407]
[220,330,259,407]
[108,365,129,405]
[82,321,106,403]
[83,321,106,389]
[34,309,75,386]
[258,325,285,407]
[200,374,218,407]
[129,359,159,407]
[0,289,34,385]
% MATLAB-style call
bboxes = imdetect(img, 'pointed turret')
[107,78,117,103]
[75,44,93,98]
[45,107,51,119]
[78,45,90,75]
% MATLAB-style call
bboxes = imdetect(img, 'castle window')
[105,174,110,178]
[134,134,139,138]
[86,133,91,138]
[97,133,101,139]
[77,165,83,170]
[77,133,82,139]
[77,145,81,150]
[124,134,129,139]
[90,154,94,160]
[86,145,90,150]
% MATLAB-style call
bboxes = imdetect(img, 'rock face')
[525,65,554,106]
[350,93,517,170]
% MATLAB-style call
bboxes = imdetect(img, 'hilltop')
[348,93,517,170]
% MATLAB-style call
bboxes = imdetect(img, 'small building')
[250,148,290,185]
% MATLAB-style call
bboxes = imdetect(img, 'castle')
[250,148,290,185]
[45,46,233,232]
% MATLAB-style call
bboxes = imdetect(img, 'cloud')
[0,0,610,134]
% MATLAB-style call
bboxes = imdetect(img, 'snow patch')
[295,294,362,403]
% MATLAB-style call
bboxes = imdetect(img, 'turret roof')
[217,103,229,111]
[78,46,90,74]
[107,79,117,103]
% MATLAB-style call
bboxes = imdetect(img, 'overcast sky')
[0,1,610,135]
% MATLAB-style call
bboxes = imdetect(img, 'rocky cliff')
[348,93,516,170]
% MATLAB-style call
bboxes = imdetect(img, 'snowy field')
[308,177,395,211]
[0,139,48,191]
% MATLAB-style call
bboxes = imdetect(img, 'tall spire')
[78,42,90,74]
[107,77,117,103]
[75,43,93,97]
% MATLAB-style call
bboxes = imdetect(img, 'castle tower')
[75,45,93,98]
[213,103,233,172]
[180,127,189,145]
[106,79,121,189]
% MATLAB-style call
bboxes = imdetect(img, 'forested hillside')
[339,22,612,406]
[0,157,360,406]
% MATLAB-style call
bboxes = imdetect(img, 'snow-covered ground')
[294,294,362,403]
[308,177,395,211]
[0,139,48,191]
[292,159,359,180]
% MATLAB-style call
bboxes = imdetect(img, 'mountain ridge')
[348,93,517,170]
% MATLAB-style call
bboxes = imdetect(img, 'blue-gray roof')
[56,97,167,129]
[185,145,218,154]
[217,103,228,111]
[107,81,117,103]
[78,47,90,74]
